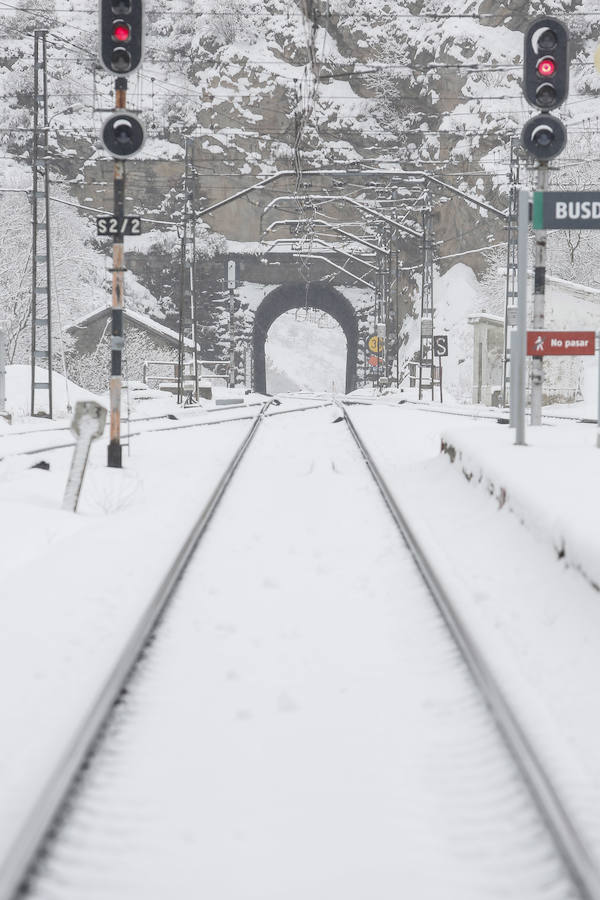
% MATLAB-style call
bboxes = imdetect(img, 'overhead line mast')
[31,30,53,418]
[177,137,199,405]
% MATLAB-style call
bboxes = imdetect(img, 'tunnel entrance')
[252,283,359,394]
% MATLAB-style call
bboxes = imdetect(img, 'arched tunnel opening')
[252,283,359,394]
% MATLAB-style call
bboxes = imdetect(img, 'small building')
[468,313,503,406]
[66,306,195,390]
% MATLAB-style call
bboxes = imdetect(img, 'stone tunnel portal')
[252,283,359,395]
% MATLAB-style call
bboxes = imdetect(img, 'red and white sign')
[527,331,596,356]
[368,354,379,367]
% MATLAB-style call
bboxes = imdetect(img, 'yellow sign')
[368,335,382,353]
[595,44,600,74]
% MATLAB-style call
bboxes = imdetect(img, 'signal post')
[99,0,144,466]
[108,78,127,467]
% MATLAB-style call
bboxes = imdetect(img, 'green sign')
[533,191,600,230]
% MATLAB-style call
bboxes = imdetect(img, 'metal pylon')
[418,194,435,400]
[31,30,53,417]
[176,137,199,403]
[502,136,520,407]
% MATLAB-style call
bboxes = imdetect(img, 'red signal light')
[538,57,556,77]
[112,21,130,42]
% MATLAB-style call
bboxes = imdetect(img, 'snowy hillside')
[3,1,600,399]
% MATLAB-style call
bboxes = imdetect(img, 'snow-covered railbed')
[22,407,578,899]
[342,402,600,889]
[0,396,330,462]
[0,405,275,900]
[0,405,257,460]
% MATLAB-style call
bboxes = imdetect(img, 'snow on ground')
[0,409,264,880]
[544,354,599,419]
[440,418,600,589]
[19,407,574,900]
[3,389,600,890]
[265,310,346,393]
[347,404,600,871]
[433,263,482,402]
[4,365,100,421]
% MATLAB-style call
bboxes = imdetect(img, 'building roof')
[67,306,198,350]
[468,313,504,327]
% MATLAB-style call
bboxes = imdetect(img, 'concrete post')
[514,189,529,446]
[0,330,6,416]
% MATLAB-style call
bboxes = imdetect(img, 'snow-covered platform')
[440,419,600,590]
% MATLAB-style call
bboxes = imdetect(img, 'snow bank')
[440,422,600,590]
[434,263,482,402]
[5,366,100,420]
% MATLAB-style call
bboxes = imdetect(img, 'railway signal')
[101,111,144,158]
[99,77,144,466]
[98,0,145,466]
[523,17,569,111]
[99,0,144,75]
[519,17,570,427]
[521,18,569,163]
[521,113,566,161]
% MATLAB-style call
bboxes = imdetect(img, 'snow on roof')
[543,274,600,298]
[494,269,600,299]
[226,240,269,255]
[67,306,199,350]
[468,313,503,326]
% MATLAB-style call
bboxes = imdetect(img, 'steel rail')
[1,401,333,462]
[4,402,264,439]
[343,396,595,425]
[5,411,175,439]
[340,401,600,900]
[0,401,273,900]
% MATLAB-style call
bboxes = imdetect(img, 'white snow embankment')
[4,365,98,419]
[440,421,600,590]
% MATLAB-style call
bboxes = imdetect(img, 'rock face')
[0,0,597,384]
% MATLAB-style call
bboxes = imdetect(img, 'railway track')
[0,400,273,900]
[339,401,600,900]
[345,395,597,426]
[3,403,598,899]
[0,398,330,463]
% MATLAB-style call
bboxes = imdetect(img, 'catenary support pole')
[229,286,235,388]
[31,30,53,418]
[108,77,127,468]
[514,188,529,447]
[502,137,520,407]
[530,163,548,426]
[227,259,236,388]
[0,330,6,417]
[596,333,600,449]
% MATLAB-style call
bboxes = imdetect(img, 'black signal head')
[521,113,566,161]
